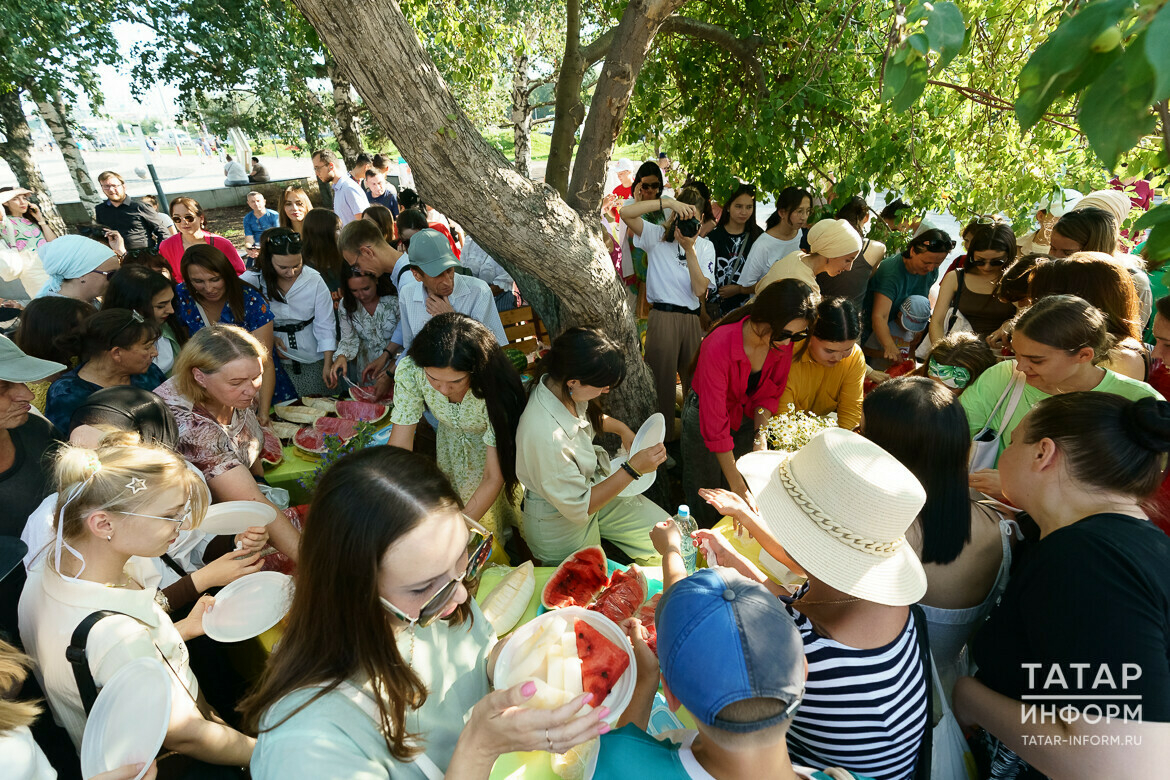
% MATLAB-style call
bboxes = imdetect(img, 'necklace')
[794,594,861,608]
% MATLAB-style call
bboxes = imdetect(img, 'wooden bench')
[499,305,547,354]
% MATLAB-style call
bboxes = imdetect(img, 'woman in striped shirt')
[697,428,931,780]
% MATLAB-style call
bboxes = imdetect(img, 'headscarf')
[807,218,862,258]
[1074,189,1132,228]
[37,235,115,295]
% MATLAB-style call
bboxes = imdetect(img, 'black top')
[745,369,762,396]
[95,198,172,250]
[707,225,756,315]
[972,514,1170,721]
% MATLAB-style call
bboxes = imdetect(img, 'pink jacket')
[161,233,245,280]
[692,321,793,452]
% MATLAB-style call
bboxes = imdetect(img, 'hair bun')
[1122,397,1170,453]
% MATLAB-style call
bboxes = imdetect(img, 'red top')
[1145,364,1170,537]
[691,320,793,452]
[160,233,245,280]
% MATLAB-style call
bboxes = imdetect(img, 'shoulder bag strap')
[66,609,122,715]
[159,553,187,579]
[333,682,446,780]
[909,604,933,780]
[996,371,1028,433]
[972,369,1022,439]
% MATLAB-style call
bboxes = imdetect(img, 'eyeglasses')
[773,329,809,345]
[90,268,119,280]
[173,214,199,224]
[100,182,124,191]
[119,500,193,530]
[268,233,303,254]
[380,515,493,627]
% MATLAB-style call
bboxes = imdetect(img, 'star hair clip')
[125,477,148,495]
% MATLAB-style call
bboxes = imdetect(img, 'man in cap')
[597,566,872,779]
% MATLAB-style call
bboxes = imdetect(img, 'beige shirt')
[756,250,818,293]
[18,556,199,749]
[515,377,612,524]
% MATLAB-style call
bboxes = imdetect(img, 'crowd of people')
[0,152,1168,780]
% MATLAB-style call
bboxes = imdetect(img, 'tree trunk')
[544,0,586,196]
[567,0,688,215]
[510,51,533,178]
[327,61,366,168]
[33,87,101,220]
[0,87,65,235]
[290,0,656,427]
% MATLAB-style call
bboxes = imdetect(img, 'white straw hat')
[737,428,927,606]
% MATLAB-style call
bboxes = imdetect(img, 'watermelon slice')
[335,399,388,423]
[637,593,661,656]
[588,565,647,624]
[349,383,393,403]
[294,426,326,455]
[575,619,630,703]
[260,429,283,466]
[541,546,609,609]
[314,416,360,440]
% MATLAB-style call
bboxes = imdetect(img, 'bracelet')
[382,348,393,357]
[620,461,642,480]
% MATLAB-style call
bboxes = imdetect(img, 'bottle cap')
[678,504,690,518]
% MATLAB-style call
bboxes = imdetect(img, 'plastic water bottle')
[674,505,698,574]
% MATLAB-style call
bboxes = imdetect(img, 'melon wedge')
[541,546,608,609]
[480,561,535,636]
[302,396,339,414]
[274,404,327,424]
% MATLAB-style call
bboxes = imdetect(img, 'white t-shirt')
[633,221,715,309]
[737,232,804,287]
[1,725,56,780]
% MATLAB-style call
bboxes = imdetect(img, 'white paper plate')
[630,413,666,456]
[80,657,172,780]
[611,455,656,497]
[494,606,635,726]
[199,501,278,536]
[203,571,293,643]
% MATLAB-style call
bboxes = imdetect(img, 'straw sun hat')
[737,428,927,607]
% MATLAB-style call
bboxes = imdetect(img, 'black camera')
[677,217,700,238]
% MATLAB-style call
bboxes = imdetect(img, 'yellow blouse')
[778,343,865,430]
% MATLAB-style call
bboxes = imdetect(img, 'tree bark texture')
[510,51,533,178]
[34,88,101,220]
[0,87,65,235]
[567,0,689,215]
[327,62,367,168]
[290,0,656,428]
[544,0,585,197]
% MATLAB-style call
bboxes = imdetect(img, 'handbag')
[969,369,1027,473]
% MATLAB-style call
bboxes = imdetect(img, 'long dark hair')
[861,377,972,565]
[1013,294,1112,364]
[180,244,250,322]
[256,227,303,304]
[715,182,763,241]
[70,386,180,447]
[61,308,162,364]
[407,312,525,493]
[765,186,812,230]
[241,447,468,761]
[340,263,394,316]
[104,265,188,346]
[1028,252,1141,341]
[1053,208,1117,254]
[834,195,870,235]
[1020,393,1170,500]
[15,297,96,366]
[301,210,344,287]
[531,327,626,435]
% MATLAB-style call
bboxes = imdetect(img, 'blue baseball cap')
[655,568,804,733]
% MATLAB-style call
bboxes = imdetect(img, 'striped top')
[785,606,929,780]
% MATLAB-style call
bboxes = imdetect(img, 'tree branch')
[533,115,557,125]
[580,27,617,66]
[926,79,1084,134]
[658,15,769,97]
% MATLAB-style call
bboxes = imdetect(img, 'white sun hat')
[737,428,928,606]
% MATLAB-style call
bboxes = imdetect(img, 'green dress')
[390,357,518,560]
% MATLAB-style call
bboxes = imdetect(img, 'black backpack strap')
[66,609,123,715]
[160,553,187,579]
[910,604,933,780]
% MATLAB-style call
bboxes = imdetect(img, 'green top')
[250,600,494,780]
[960,359,1164,464]
[863,253,938,337]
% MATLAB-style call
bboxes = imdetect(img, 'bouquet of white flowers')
[762,404,837,452]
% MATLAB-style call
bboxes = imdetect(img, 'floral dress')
[336,296,399,375]
[389,356,517,561]
[174,282,297,403]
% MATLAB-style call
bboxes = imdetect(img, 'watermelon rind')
[541,545,609,610]
[274,404,328,424]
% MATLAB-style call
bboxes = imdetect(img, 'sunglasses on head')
[919,238,957,253]
[268,233,303,254]
[379,515,493,627]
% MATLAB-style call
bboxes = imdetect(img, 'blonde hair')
[279,187,313,231]
[53,437,209,552]
[0,639,40,732]
[173,324,267,407]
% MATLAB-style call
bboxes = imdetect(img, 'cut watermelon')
[335,399,388,423]
[350,382,393,404]
[541,546,609,609]
[260,429,283,466]
[589,565,647,624]
[575,619,630,703]
[314,416,360,440]
[294,426,326,454]
[637,593,661,656]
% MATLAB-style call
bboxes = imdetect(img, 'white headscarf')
[808,219,863,258]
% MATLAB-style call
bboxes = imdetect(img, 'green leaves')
[1134,203,1170,263]
[1014,0,1129,130]
[1147,3,1170,100]
[1078,32,1157,171]
[881,1,967,113]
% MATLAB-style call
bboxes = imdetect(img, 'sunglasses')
[268,233,303,254]
[90,268,119,280]
[967,256,1008,268]
[638,181,663,192]
[380,516,493,627]
[773,329,809,345]
[109,309,146,341]
[919,239,957,253]
[173,214,199,224]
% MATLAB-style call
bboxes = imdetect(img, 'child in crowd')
[598,567,872,780]
[921,331,997,395]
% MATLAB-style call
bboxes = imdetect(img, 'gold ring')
[545,728,554,751]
